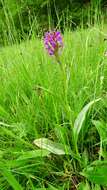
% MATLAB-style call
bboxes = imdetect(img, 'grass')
[0,25,107,189]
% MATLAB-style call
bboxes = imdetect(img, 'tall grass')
[0,15,107,190]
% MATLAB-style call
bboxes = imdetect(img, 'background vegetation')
[0,0,107,45]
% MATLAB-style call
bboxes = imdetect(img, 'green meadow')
[0,25,107,189]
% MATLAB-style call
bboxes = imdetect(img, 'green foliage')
[77,181,90,190]
[73,98,101,155]
[1,164,23,190]
[33,138,71,155]
[82,161,107,186]
[0,26,107,189]
[0,0,106,45]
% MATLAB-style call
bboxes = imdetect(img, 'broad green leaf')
[81,161,107,186]
[73,98,101,145]
[4,150,49,169]
[1,165,23,190]
[33,138,71,155]
[17,149,50,160]
[77,181,90,190]
[5,159,28,168]
[93,120,107,143]
[92,120,107,158]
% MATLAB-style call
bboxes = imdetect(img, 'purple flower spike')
[44,30,63,56]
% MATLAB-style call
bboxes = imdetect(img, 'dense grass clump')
[0,25,107,189]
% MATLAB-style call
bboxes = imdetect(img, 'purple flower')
[44,31,63,56]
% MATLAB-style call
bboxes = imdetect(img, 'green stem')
[57,58,71,121]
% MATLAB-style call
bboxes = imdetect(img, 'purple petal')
[44,30,63,56]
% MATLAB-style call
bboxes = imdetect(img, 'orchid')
[44,31,63,60]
